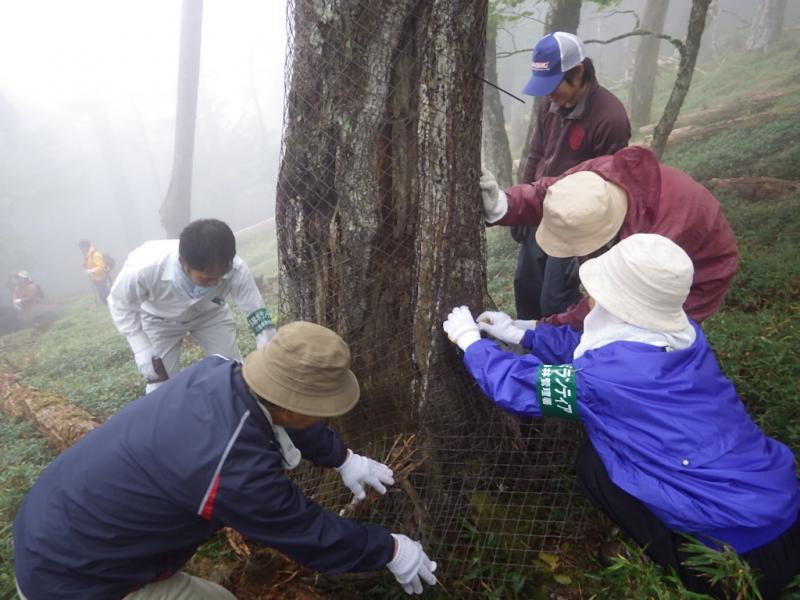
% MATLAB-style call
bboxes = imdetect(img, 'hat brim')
[522,71,563,96]
[242,354,360,418]
[579,256,690,332]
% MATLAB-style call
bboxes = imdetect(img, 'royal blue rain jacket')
[13,356,393,599]
[462,322,799,553]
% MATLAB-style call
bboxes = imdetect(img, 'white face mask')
[173,257,213,299]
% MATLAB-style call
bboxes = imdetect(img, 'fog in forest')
[0,0,287,298]
[0,0,796,300]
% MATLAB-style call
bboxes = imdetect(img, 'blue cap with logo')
[522,32,586,96]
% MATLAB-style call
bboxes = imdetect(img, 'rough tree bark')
[482,18,514,187]
[0,371,99,451]
[746,0,788,54]
[516,0,581,182]
[628,0,670,133]
[651,0,711,159]
[160,0,203,238]
[276,0,490,445]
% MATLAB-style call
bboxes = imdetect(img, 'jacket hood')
[578,146,661,230]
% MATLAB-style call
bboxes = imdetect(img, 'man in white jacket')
[109,219,274,392]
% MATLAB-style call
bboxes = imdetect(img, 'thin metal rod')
[475,74,526,104]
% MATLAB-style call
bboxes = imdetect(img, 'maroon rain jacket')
[497,146,739,329]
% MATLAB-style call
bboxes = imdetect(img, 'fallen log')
[637,84,800,137]
[640,107,800,148]
[706,176,800,202]
[0,370,100,451]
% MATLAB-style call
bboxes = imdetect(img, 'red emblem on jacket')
[568,123,586,151]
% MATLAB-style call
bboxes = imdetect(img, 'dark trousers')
[512,227,582,320]
[575,442,800,599]
[93,279,109,305]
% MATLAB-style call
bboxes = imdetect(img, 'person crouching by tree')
[13,321,437,599]
[108,219,275,393]
[443,234,799,599]
[79,239,110,305]
[11,271,44,315]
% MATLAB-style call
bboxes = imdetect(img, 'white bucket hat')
[578,233,694,332]
[535,171,628,258]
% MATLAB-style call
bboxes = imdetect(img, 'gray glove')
[480,169,508,224]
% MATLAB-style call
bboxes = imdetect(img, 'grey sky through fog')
[0,0,287,295]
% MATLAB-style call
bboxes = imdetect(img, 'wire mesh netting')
[273,1,596,596]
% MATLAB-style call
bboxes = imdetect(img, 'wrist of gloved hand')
[512,319,537,330]
[255,328,275,349]
[443,306,481,352]
[477,310,525,345]
[336,450,395,502]
[480,169,508,224]
[133,348,158,380]
[387,534,438,595]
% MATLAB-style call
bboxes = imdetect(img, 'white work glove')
[476,311,534,345]
[480,168,508,224]
[443,306,481,351]
[336,450,395,502]
[127,333,158,381]
[387,534,438,595]
[255,327,276,349]
[133,348,158,381]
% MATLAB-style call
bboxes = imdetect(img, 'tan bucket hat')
[535,171,628,258]
[579,233,693,332]
[242,321,360,417]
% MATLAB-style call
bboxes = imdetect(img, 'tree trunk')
[628,0,670,133]
[516,0,581,182]
[160,0,203,238]
[746,0,788,53]
[651,0,711,159]
[482,19,513,187]
[277,0,489,443]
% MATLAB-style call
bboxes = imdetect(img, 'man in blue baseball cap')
[486,31,629,326]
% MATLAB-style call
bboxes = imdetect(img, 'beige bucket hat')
[535,171,628,258]
[579,233,694,332]
[242,321,360,417]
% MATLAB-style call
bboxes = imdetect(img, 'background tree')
[628,0,670,134]
[159,0,203,238]
[482,6,515,188]
[651,0,712,158]
[277,0,489,447]
[746,0,788,54]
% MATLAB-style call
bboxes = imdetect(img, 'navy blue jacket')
[464,322,799,553]
[13,356,394,599]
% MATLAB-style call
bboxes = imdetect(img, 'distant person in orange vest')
[79,239,110,305]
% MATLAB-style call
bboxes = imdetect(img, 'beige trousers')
[18,572,236,600]
[124,572,237,600]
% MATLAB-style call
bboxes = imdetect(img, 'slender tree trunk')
[516,0,581,182]
[482,19,513,187]
[160,0,203,238]
[277,0,489,444]
[746,0,788,53]
[651,0,712,159]
[628,0,670,133]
